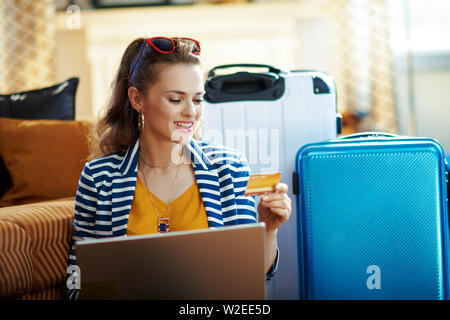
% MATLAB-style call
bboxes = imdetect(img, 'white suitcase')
[202,64,341,299]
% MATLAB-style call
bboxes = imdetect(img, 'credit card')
[244,172,282,196]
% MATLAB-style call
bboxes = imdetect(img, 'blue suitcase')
[447,153,450,214]
[293,132,450,300]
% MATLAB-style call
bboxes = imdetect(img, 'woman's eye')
[168,97,204,104]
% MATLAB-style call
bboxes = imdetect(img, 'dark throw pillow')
[0,77,79,200]
[0,158,11,197]
[0,77,79,120]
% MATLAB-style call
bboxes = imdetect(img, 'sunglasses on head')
[128,36,201,87]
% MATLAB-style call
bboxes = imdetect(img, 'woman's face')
[140,63,204,145]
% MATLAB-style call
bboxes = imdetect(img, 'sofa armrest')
[0,198,75,298]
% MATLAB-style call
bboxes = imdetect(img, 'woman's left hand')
[257,183,292,233]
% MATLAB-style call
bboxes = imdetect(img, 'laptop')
[75,223,266,300]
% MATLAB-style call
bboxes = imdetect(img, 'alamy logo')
[66,5,81,30]
[66,265,81,290]
[366,265,381,290]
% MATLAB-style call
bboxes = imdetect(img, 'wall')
[394,52,450,152]
[54,1,335,120]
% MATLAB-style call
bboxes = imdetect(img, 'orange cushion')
[0,118,91,206]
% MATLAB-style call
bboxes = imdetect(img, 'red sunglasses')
[128,36,201,87]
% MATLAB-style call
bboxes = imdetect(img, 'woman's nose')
[182,100,196,117]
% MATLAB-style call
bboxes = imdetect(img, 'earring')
[138,109,145,133]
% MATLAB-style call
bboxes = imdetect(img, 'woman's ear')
[128,86,143,112]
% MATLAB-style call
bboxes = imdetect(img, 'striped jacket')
[68,136,278,300]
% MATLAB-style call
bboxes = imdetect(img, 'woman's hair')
[87,37,202,161]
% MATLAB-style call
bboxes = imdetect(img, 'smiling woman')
[67,36,292,300]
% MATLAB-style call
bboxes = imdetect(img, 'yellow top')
[126,175,209,235]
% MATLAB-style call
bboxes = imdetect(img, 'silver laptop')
[75,223,266,300]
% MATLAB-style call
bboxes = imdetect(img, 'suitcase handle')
[206,72,278,92]
[339,132,399,139]
[204,64,285,102]
[206,64,282,79]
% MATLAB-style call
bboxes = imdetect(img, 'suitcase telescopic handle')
[206,64,282,79]
[206,72,278,92]
[339,132,399,139]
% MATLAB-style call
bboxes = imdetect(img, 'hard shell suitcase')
[293,132,450,300]
[447,154,450,213]
[202,64,341,299]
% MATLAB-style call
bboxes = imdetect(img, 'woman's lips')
[174,121,194,132]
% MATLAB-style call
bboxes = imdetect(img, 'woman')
[68,37,292,300]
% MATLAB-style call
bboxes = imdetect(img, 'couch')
[0,114,91,299]
[0,198,75,299]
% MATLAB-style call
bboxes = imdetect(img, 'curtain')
[0,0,56,94]
[330,0,397,133]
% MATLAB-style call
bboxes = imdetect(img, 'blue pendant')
[158,217,170,233]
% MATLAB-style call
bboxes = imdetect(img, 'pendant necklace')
[139,154,180,233]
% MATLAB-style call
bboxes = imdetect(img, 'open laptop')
[75,223,266,300]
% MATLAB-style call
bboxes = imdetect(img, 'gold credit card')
[244,172,282,196]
